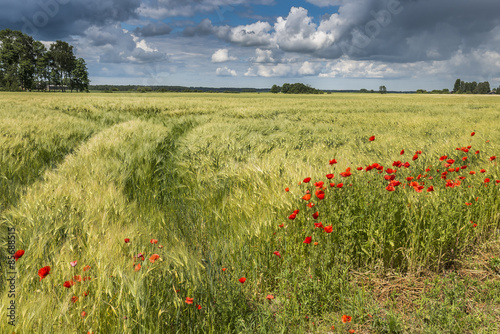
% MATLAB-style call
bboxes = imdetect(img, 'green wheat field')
[1,92,499,333]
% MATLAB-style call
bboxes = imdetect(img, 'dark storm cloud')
[134,22,172,37]
[178,0,500,66]
[314,0,500,62]
[182,19,214,37]
[0,0,141,39]
[82,24,168,63]
[137,0,274,19]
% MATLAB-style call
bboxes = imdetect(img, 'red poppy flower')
[337,183,343,188]
[475,150,480,154]
[273,251,281,258]
[185,297,194,304]
[266,294,274,300]
[303,236,312,244]
[73,275,82,282]
[293,209,299,214]
[134,263,141,272]
[485,178,490,183]
[288,213,296,220]
[279,223,284,228]
[324,226,333,233]
[83,265,91,271]
[465,202,472,206]
[400,149,405,155]
[389,180,401,187]
[314,181,324,188]
[307,202,315,208]
[340,168,352,177]
[150,239,158,244]
[369,136,375,141]
[385,186,395,192]
[312,211,319,219]
[222,268,227,271]
[13,250,24,261]
[285,187,289,192]
[326,174,334,179]
[303,177,311,183]
[342,315,352,323]
[315,190,325,200]
[70,260,77,267]
[462,157,467,161]
[329,159,337,165]
[239,277,246,284]
[412,154,418,161]
[496,180,500,184]
[314,222,324,229]
[330,183,335,187]
[124,238,130,243]
[149,254,160,263]
[469,171,476,175]
[356,166,363,171]
[63,280,75,288]
[196,304,202,310]
[349,330,355,334]
[427,186,434,192]
[439,156,447,161]
[302,194,312,201]
[490,156,497,161]
[471,132,475,136]
[38,266,50,281]
[71,296,78,303]
[81,311,86,317]
[480,169,486,173]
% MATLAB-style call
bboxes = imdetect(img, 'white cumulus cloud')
[211,49,237,63]
[216,66,237,76]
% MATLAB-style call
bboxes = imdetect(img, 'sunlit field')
[1,92,499,333]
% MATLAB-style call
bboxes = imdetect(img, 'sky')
[1,0,500,91]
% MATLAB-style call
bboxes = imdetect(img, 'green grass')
[0,92,499,333]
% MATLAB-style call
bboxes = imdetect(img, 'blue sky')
[1,0,500,91]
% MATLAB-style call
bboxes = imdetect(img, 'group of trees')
[0,29,89,92]
[453,79,493,94]
[270,83,323,94]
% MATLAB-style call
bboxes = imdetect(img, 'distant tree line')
[416,89,450,94]
[453,79,494,94]
[91,85,266,93]
[0,29,89,92]
[270,83,323,94]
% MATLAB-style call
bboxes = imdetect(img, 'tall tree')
[270,84,280,93]
[49,40,76,92]
[0,29,89,92]
[281,83,291,94]
[453,79,462,93]
[477,82,491,94]
[379,85,387,94]
[0,29,23,90]
[33,41,48,91]
[71,58,90,92]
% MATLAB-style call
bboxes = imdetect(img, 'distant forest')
[270,83,323,94]
[0,29,89,92]
[90,85,267,93]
